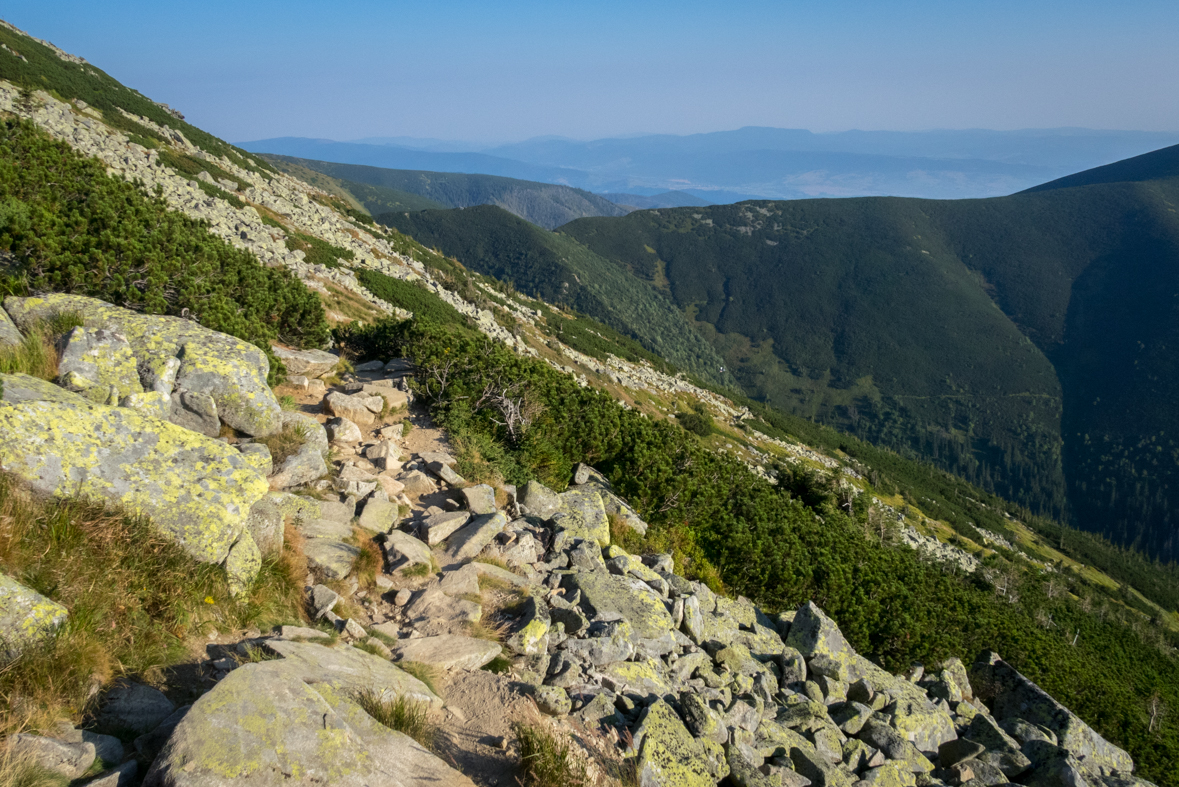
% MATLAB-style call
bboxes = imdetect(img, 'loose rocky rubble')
[0,313,1156,787]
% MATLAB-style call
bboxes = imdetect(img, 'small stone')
[344,618,367,639]
[394,589,412,606]
[326,416,363,443]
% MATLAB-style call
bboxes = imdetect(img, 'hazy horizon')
[5,0,1179,145]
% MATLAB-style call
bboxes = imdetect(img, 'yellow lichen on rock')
[0,399,267,575]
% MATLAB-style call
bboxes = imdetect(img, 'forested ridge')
[560,151,1179,561]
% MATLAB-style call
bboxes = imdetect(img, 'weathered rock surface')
[271,345,339,378]
[6,294,283,436]
[0,572,69,657]
[0,304,21,347]
[446,512,508,561]
[142,658,466,787]
[392,634,502,671]
[0,396,267,579]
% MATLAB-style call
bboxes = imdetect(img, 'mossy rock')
[554,486,610,546]
[560,570,674,642]
[633,699,715,787]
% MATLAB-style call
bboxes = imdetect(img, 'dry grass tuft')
[0,744,69,787]
[349,527,383,589]
[396,661,442,697]
[0,313,84,381]
[514,722,589,787]
[255,422,309,467]
[353,689,438,750]
[0,474,307,735]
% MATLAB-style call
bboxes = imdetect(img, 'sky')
[6,0,1179,145]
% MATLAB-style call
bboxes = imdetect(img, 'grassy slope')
[376,205,734,387]
[262,155,627,230]
[562,167,1179,560]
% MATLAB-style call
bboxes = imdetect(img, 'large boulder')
[142,658,467,787]
[270,345,339,378]
[5,294,282,436]
[0,396,267,577]
[560,569,675,644]
[0,573,69,657]
[264,640,443,708]
[970,652,1134,776]
[392,635,502,671]
[569,464,648,535]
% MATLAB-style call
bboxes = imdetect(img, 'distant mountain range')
[240,126,1179,201]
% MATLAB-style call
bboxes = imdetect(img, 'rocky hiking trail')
[0,294,1162,787]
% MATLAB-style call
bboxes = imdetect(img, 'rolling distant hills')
[241,127,1179,201]
[260,155,626,230]
[561,144,1179,558]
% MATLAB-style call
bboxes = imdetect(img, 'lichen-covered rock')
[266,639,443,707]
[561,570,674,643]
[422,511,471,545]
[121,390,171,420]
[554,486,610,546]
[0,399,267,576]
[0,304,21,347]
[0,573,69,657]
[5,294,282,436]
[970,652,1133,776]
[58,326,144,400]
[889,696,957,755]
[142,658,468,787]
[532,685,572,716]
[225,533,261,597]
[569,465,648,535]
[0,372,90,407]
[633,699,716,787]
[238,443,273,475]
[270,345,339,378]
[169,389,220,436]
[519,480,561,519]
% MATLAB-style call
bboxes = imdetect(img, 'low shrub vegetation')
[514,722,587,787]
[0,120,329,384]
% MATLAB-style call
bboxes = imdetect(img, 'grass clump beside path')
[353,689,437,749]
[514,722,588,787]
[0,473,308,735]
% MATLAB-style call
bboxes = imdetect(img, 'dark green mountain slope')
[376,205,733,387]
[562,148,1179,558]
[1025,142,1179,192]
[260,155,627,230]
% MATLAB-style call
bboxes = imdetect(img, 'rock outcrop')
[5,293,283,436]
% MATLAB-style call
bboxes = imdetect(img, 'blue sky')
[6,1,1178,143]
